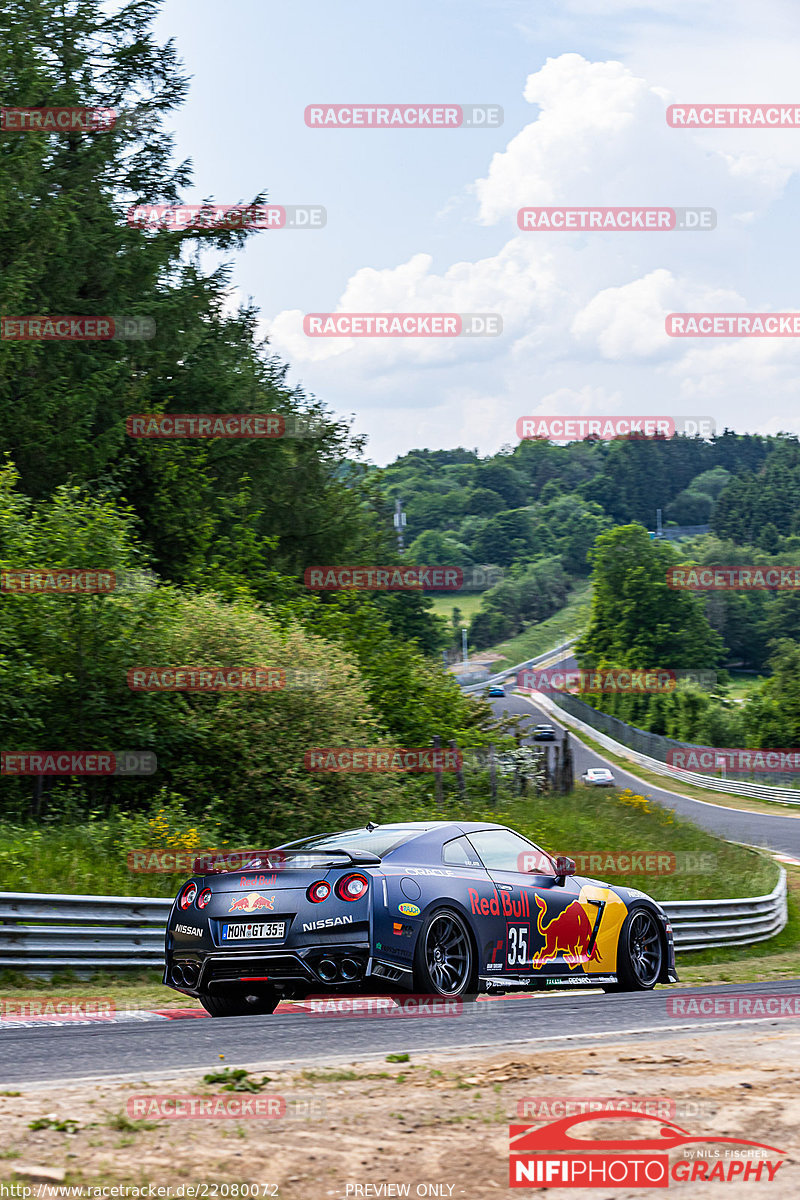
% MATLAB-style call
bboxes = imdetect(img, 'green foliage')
[468,557,569,649]
[576,525,724,670]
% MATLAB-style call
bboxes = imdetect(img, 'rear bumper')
[164,938,411,996]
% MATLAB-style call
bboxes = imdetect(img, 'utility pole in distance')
[393,499,406,553]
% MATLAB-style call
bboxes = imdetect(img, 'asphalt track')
[487,652,800,858]
[4,652,799,1086]
[2,980,799,1084]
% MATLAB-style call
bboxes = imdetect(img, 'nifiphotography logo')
[509,1110,785,1187]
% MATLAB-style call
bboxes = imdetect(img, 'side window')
[466,829,554,874]
[442,836,484,868]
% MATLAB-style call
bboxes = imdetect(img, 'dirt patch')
[0,1025,798,1197]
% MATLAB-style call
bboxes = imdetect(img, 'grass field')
[428,593,486,625]
[726,671,768,701]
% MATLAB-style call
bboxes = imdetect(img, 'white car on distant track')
[581,767,615,787]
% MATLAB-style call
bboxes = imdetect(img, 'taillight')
[196,887,212,909]
[179,882,197,910]
[307,880,331,904]
[335,873,369,902]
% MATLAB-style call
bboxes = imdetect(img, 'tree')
[0,0,391,597]
[577,525,724,670]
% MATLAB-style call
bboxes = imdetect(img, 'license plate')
[222,921,286,940]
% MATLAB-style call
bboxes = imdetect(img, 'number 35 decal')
[507,924,530,967]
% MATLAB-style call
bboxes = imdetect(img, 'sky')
[153,0,800,465]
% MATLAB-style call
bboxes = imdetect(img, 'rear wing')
[193,847,382,874]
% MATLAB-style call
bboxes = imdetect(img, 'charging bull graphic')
[531,895,601,969]
[228,892,275,913]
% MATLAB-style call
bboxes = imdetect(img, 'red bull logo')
[227,892,275,913]
[468,888,531,920]
[531,895,600,970]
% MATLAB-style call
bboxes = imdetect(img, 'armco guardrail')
[663,869,787,951]
[0,892,170,970]
[0,871,786,969]
[530,690,800,804]
[462,637,577,694]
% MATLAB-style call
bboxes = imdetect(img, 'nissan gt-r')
[164,821,677,1016]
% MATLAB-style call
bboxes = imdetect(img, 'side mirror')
[554,855,576,884]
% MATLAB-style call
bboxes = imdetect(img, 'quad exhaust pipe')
[317,956,364,983]
[170,962,199,988]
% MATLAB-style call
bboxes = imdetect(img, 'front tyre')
[413,907,478,999]
[199,990,280,1018]
[605,906,663,992]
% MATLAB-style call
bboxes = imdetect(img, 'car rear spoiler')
[275,848,383,867]
[193,847,382,874]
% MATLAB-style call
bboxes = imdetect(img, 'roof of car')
[280,820,510,848]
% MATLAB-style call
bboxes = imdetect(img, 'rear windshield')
[283,826,427,859]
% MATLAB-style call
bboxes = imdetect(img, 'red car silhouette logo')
[531,896,600,969]
[510,1110,785,1154]
[227,892,275,913]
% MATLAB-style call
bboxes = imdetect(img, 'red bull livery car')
[164,821,678,1016]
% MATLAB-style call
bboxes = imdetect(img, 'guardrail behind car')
[0,870,786,971]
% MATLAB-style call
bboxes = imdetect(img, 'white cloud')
[262,52,800,462]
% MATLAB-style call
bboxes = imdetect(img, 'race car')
[164,821,677,1017]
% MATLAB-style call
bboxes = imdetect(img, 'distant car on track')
[487,685,506,697]
[532,724,556,741]
[164,820,677,1017]
[581,767,615,787]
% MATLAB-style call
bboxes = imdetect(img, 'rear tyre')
[199,990,280,1018]
[413,907,478,1000]
[604,906,663,992]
